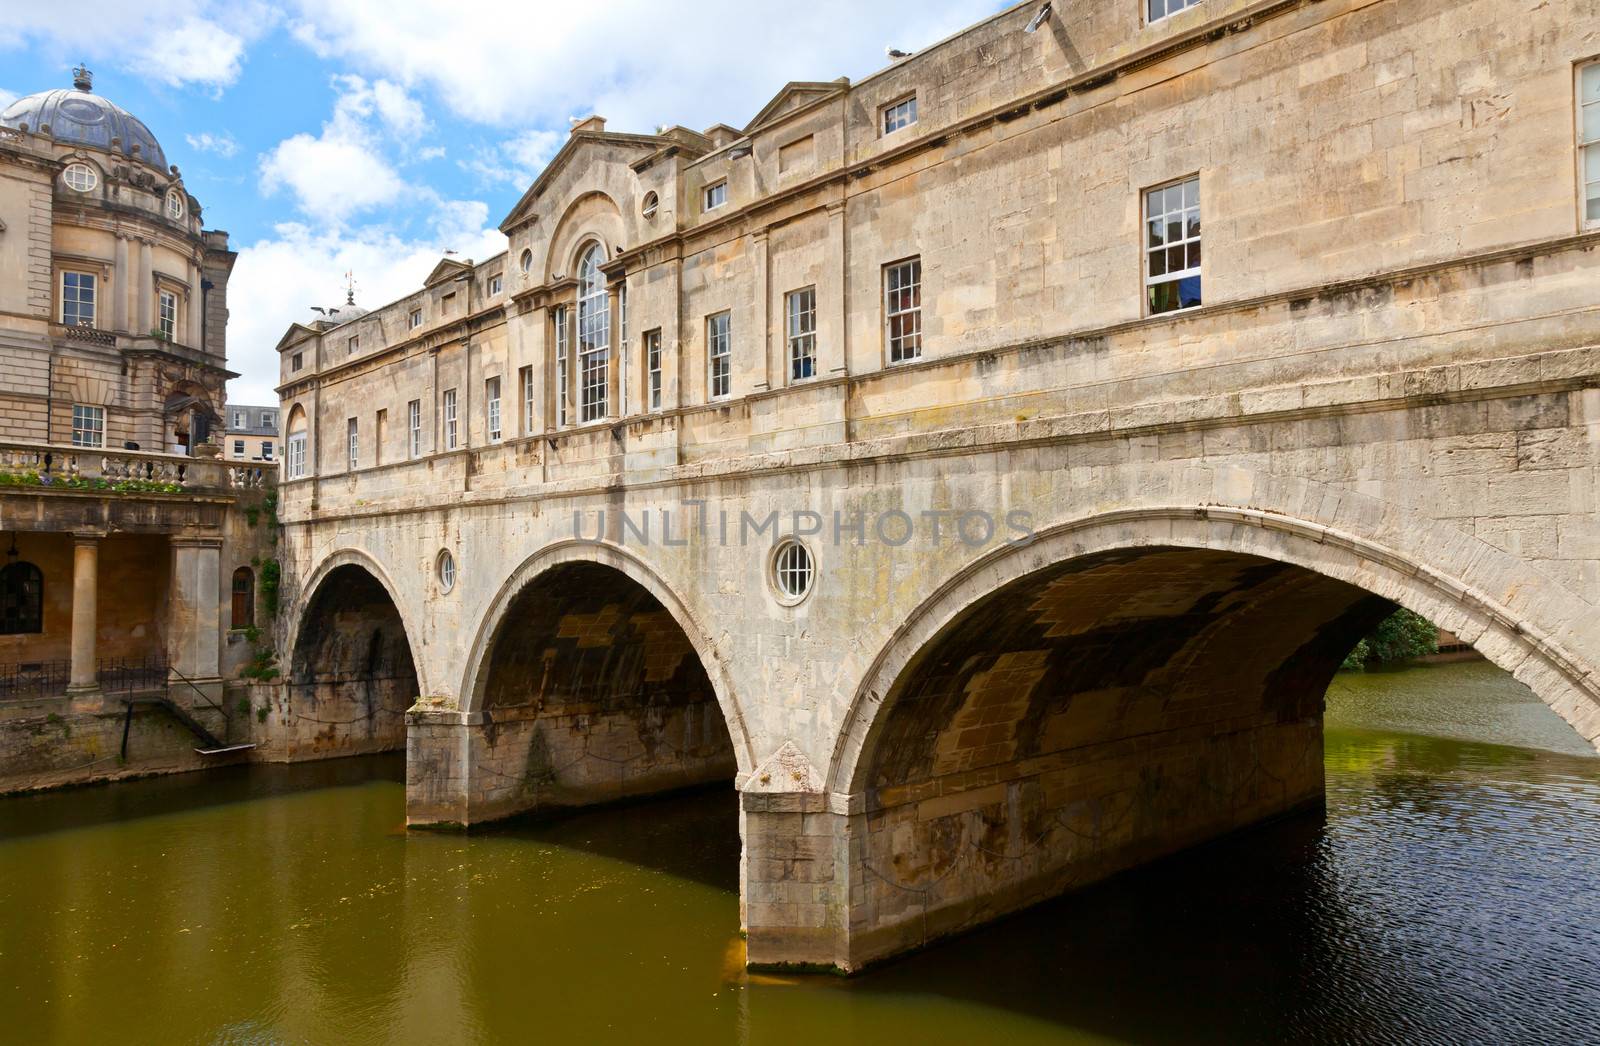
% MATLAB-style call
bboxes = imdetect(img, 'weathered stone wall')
[0,695,241,794]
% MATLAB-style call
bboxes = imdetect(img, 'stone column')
[824,200,848,377]
[113,235,130,332]
[751,230,771,390]
[167,538,223,693]
[67,535,100,694]
[136,240,153,334]
[607,284,622,418]
[187,260,203,348]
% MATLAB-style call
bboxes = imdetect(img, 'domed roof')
[0,68,168,171]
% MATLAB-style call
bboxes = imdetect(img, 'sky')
[1,0,1009,405]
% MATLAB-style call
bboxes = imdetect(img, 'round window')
[771,539,814,604]
[519,248,533,274]
[62,162,97,193]
[436,549,456,593]
[166,190,184,219]
[641,191,659,220]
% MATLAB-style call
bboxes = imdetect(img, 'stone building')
[224,404,280,464]
[0,69,274,792]
[277,0,1600,971]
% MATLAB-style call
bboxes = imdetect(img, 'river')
[2,660,1597,1044]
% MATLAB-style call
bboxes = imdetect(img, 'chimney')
[570,115,607,135]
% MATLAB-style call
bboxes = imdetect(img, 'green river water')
[2,660,1598,1045]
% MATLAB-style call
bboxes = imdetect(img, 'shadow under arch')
[288,547,429,698]
[284,549,424,757]
[831,505,1600,797]
[812,504,1600,970]
[460,539,756,780]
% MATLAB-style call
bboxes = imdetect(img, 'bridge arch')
[283,548,425,756]
[832,505,1600,797]
[451,540,753,821]
[788,503,1600,969]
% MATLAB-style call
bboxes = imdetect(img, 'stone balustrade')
[0,440,276,494]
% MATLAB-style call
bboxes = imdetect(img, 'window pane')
[1186,208,1201,238]
[1182,178,1198,208]
[1588,190,1600,222]
[1147,218,1164,247]
[1584,64,1600,105]
[1149,248,1167,277]
[1585,104,1600,145]
[1168,245,1185,271]
[1187,241,1202,269]
[1586,146,1600,181]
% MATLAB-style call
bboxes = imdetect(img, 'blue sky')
[3,0,1009,404]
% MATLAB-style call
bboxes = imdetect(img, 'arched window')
[231,567,255,630]
[285,405,308,479]
[576,244,609,422]
[0,561,44,635]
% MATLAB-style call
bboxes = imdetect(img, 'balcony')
[0,441,275,494]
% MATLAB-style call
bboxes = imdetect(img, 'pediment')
[499,130,665,233]
[744,81,848,135]
[274,324,318,353]
[423,258,471,288]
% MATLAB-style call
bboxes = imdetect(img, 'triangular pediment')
[424,258,471,288]
[274,323,318,353]
[744,81,848,134]
[499,130,666,233]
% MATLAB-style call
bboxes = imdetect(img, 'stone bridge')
[274,0,1600,970]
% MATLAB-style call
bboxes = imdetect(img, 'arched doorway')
[462,557,738,823]
[288,562,419,758]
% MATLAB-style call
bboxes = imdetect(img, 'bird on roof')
[887,47,913,60]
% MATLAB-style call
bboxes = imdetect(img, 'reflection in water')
[0,662,1597,1044]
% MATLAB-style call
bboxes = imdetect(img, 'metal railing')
[0,656,171,700]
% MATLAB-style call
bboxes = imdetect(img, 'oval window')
[641,191,659,220]
[519,248,533,274]
[436,549,456,593]
[166,190,184,219]
[771,539,814,604]
[62,162,97,192]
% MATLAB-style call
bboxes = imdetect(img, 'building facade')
[276,0,1600,970]
[0,70,275,792]
[225,404,280,464]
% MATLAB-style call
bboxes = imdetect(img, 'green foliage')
[237,696,251,716]
[256,705,269,723]
[1341,608,1439,670]
[259,558,282,616]
[241,644,280,682]
[0,470,181,495]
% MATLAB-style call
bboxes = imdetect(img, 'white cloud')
[460,129,562,188]
[227,221,506,404]
[286,0,999,134]
[0,2,277,90]
[0,89,17,110]
[186,132,240,158]
[257,75,429,224]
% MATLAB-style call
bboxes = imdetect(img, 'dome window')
[62,163,97,193]
[166,191,184,220]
